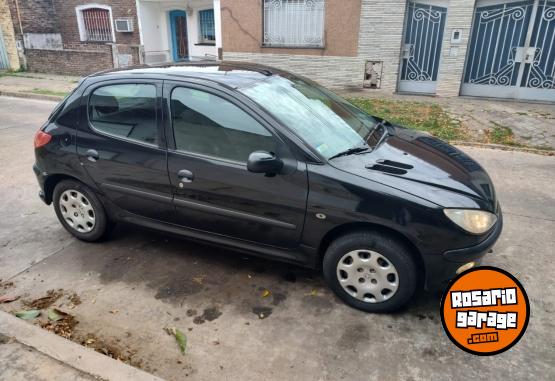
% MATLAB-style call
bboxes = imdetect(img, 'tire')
[53,179,113,242]
[323,230,418,313]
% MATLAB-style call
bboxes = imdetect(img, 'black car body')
[33,62,502,312]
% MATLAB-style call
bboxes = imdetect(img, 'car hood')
[330,126,497,211]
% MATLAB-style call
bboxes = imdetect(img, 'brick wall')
[6,0,58,37]
[357,0,407,92]
[436,0,476,97]
[224,0,407,91]
[26,47,113,76]
[53,0,140,46]
[6,0,140,74]
[0,0,20,70]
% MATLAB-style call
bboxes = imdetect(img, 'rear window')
[88,84,157,145]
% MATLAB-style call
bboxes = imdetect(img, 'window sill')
[261,44,325,49]
[195,42,216,46]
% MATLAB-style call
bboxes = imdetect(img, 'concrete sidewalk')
[0,311,164,381]
[342,88,555,150]
[0,72,79,101]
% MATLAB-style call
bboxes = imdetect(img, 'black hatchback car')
[33,62,502,312]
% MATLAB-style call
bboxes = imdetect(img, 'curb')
[0,90,63,102]
[0,310,164,381]
[453,141,554,156]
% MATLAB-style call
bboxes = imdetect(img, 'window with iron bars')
[199,9,215,43]
[80,7,113,42]
[263,0,325,48]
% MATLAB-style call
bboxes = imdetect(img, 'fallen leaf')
[192,275,206,285]
[175,328,187,354]
[261,289,271,298]
[47,308,69,322]
[0,295,19,303]
[15,310,41,320]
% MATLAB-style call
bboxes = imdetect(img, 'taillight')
[34,130,52,148]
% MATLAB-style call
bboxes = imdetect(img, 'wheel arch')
[43,173,88,204]
[318,222,425,283]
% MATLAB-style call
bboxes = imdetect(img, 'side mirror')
[247,151,283,174]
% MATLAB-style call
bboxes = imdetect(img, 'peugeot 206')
[33,62,502,312]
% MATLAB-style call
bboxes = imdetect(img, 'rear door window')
[88,84,157,145]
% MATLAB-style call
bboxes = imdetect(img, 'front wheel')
[53,179,113,242]
[323,230,418,313]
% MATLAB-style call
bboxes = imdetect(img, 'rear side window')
[170,87,276,163]
[88,84,157,145]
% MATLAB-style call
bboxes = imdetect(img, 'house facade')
[4,0,555,102]
[222,0,555,102]
[6,0,222,75]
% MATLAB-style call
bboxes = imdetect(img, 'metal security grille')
[522,0,555,89]
[399,1,448,94]
[462,0,555,101]
[263,0,325,47]
[82,8,113,42]
[199,9,215,42]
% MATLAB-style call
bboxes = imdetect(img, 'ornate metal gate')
[462,0,555,101]
[399,1,448,94]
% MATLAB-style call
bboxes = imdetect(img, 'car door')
[76,79,174,221]
[163,81,308,249]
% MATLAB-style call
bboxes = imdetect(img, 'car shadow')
[75,222,443,319]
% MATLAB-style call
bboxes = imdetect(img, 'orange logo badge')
[441,266,529,356]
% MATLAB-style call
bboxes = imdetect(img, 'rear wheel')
[53,180,113,242]
[323,230,418,312]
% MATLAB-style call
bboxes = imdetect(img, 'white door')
[399,0,449,94]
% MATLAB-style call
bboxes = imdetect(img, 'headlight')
[444,209,497,234]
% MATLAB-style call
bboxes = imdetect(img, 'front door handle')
[86,149,99,162]
[177,169,194,184]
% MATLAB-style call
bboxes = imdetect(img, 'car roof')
[89,61,295,89]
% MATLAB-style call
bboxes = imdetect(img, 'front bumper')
[424,207,503,290]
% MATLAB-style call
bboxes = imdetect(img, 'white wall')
[138,0,218,63]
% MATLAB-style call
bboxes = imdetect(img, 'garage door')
[462,0,555,102]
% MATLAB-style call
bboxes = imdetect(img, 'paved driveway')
[0,96,554,381]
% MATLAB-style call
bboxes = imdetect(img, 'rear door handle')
[177,169,194,184]
[86,149,99,162]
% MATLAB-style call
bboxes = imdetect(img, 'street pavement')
[0,96,554,381]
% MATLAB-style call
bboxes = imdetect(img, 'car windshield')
[240,75,378,159]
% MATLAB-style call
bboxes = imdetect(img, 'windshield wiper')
[328,146,371,160]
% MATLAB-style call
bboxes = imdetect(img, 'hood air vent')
[366,160,414,175]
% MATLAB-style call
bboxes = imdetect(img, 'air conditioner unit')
[115,19,133,33]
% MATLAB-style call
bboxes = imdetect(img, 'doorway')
[169,10,189,61]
